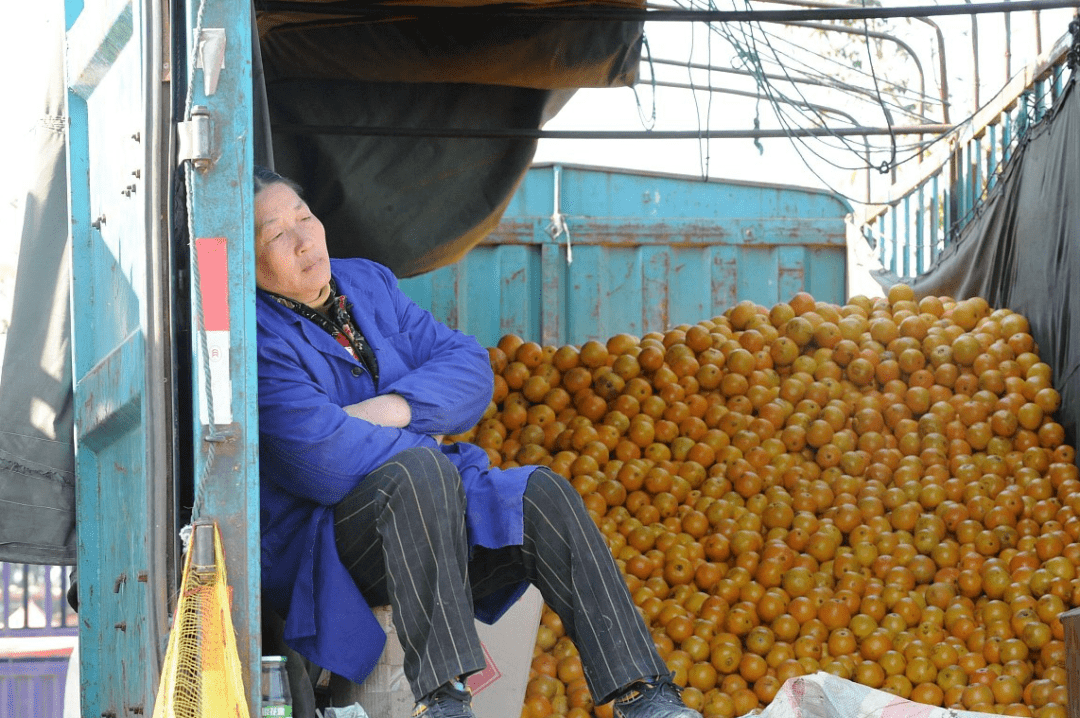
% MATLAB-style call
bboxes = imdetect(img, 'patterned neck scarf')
[267,279,379,386]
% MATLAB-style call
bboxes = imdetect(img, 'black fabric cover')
[257,6,642,276]
[0,0,76,565]
[910,78,1079,453]
[266,80,571,277]
[257,11,643,90]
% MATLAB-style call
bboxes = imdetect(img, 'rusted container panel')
[401,164,850,347]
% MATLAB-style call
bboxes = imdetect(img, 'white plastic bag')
[749,672,1000,718]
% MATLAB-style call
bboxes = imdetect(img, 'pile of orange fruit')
[452,286,1078,718]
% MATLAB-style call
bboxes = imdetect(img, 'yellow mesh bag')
[153,522,251,718]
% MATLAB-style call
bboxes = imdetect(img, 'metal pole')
[255,0,1080,22]
[271,123,955,139]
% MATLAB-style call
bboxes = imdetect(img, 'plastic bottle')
[261,655,293,717]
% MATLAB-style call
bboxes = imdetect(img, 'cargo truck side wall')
[400,164,851,348]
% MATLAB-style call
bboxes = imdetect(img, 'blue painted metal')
[987,124,998,191]
[929,173,940,263]
[0,656,70,718]
[0,564,76,718]
[180,0,262,709]
[915,186,925,277]
[64,0,260,715]
[889,208,898,276]
[65,0,157,714]
[973,136,983,208]
[400,164,850,348]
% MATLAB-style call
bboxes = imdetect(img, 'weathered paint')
[66,0,261,715]
[401,164,850,347]
[180,0,262,707]
[66,0,157,714]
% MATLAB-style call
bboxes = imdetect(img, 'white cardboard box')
[352,586,544,718]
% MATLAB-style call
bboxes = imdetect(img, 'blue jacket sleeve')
[258,330,436,506]
[369,264,494,436]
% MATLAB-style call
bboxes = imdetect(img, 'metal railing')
[856,30,1075,280]
[0,563,78,638]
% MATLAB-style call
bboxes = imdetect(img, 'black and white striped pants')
[333,447,667,703]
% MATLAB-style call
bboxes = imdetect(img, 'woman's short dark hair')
[254,165,304,197]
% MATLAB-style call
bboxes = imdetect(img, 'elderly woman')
[253,166,701,718]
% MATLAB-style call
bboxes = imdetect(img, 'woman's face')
[254,182,332,307]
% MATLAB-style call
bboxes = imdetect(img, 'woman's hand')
[343,394,411,428]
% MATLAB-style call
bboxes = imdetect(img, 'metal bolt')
[114,621,127,632]
[131,132,141,142]
[137,571,148,582]
[131,169,141,178]
[91,215,106,229]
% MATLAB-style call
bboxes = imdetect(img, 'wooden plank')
[1063,606,1080,718]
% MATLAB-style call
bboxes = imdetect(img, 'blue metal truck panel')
[400,164,851,347]
[64,0,261,715]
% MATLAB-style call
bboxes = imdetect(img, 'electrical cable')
[741,26,936,117]
[861,0,899,173]
[696,2,935,177]
[671,0,939,203]
[720,11,883,169]
[649,55,940,122]
[632,35,659,129]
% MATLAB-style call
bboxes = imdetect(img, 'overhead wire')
[666,0,943,188]
[718,7,888,168]
[662,0,935,203]
[632,35,659,129]
[649,55,939,123]
[737,25,938,119]
[861,0,900,172]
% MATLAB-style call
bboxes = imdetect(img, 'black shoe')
[412,679,475,718]
[612,677,703,718]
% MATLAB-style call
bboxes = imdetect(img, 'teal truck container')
[401,163,850,348]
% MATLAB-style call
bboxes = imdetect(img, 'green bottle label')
[261,705,292,717]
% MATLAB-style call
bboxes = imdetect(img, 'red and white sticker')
[466,642,502,695]
[195,237,232,425]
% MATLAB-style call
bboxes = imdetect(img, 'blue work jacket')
[257,257,534,685]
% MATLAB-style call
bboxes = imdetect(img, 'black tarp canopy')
[255,0,645,276]
[908,78,1079,454]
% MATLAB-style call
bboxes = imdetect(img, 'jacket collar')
[257,286,359,366]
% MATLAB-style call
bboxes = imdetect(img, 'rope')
[182,0,217,543]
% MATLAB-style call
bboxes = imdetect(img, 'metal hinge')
[178,105,213,171]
